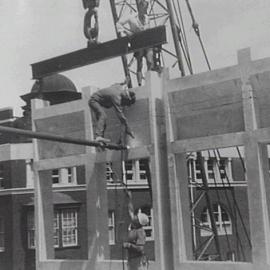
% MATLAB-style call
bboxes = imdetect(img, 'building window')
[27,208,78,249]
[60,209,78,247]
[189,157,232,184]
[0,165,4,189]
[53,212,60,247]
[0,217,4,252]
[124,159,149,184]
[67,167,77,184]
[108,211,115,245]
[200,204,232,237]
[27,211,35,249]
[138,207,154,241]
[51,167,77,186]
[52,169,60,184]
[26,159,34,188]
[106,162,114,183]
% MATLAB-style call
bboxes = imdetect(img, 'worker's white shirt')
[116,12,150,36]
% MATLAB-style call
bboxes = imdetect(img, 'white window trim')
[200,204,232,237]
[27,211,35,249]
[106,162,114,183]
[52,167,77,186]
[0,217,4,252]
[108,211,116,245]
[26,159,34,188]
[27,208,79,249]
[61,209,78,247]
[123,159,148,185]
[54,212,60,248]
[190,157,233,184]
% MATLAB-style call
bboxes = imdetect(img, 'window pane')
[108,211,115,245]
[200,204,232,237]
[125,161,134,181]
[27,212,35,249]
[61,209,78,247]
[0,217,4,251]
[0,165,4,189]
[52,169,60,184]
[54,212,60,247]
[139,159,148,180]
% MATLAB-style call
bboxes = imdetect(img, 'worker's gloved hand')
[126,126,135,138]
[123,242,131,249]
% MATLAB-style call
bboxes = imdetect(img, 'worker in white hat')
[123,191,149,270]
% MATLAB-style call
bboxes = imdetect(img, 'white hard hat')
[137,212,149,226]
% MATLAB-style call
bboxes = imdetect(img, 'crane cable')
[184,0,211,70]
[208,150,247,260]
[182,0,250,260]
[171,0,193,73]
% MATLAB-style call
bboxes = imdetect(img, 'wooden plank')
[170,131,245,153]
[31,26,167,79]
[34,154,90,171]
[95,145,151,163]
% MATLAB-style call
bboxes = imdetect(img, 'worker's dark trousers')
[89,98,107,137]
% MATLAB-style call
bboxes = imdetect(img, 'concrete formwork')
[31,74,173,270]
[32,47,270,270]
[165,48,270,270]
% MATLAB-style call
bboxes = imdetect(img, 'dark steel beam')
[31,26,167,79]
[0,125,127,150]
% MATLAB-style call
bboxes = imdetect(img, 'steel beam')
[0,125,127,150]
[31,26,167,79]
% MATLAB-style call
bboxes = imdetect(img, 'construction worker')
[116,0,154,86]
[82,0,100,45]
[123,190,149,270]
[89,81,135,143]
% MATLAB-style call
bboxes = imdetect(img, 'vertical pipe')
[165,0,185,76]
[109,0,133,88]
[197,151,222,259]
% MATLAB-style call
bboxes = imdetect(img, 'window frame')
[0,216,5,252]
[0,164,4,189]
[108,210,116,245]
[123,159,149,184]
[189,157,233,184]
[200,204,232,237]
[27,207,79,249]
[52,167,78,186]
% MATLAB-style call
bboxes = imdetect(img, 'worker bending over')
[116,0,154,86]
[89,82,135,143]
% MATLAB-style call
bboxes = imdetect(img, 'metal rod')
[165,0,185,76]
[109,0,133,88]
[0,125,127,150]
[196,151,222,259]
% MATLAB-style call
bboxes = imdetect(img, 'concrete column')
[82,89,110,262]
[31,99,55,263]
[145,71,174,270]
[238,48,270,265]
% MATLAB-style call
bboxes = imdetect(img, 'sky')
[1,0,270,116]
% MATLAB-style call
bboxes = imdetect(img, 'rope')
[206,150,233,255]
[215,150,252,248]
[212,149,248,260]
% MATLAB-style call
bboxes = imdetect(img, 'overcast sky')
[1,0,270,116]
